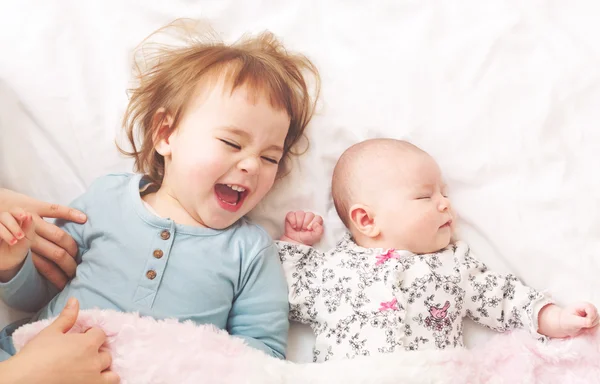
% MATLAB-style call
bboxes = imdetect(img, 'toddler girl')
[0,20,319,361]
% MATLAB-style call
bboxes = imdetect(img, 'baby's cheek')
[416,214,436,233]
[450,207,458,223]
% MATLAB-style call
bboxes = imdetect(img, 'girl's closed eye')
[219,139,241,150]
[261,156,279,165]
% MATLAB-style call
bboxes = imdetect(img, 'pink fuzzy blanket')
[13,310,600,384]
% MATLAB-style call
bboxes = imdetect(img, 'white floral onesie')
[277,234,552,362]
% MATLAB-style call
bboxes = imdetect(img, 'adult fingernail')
[66,297,77,308]
[77,212,86,221]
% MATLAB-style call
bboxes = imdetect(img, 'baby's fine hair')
[119,19,320,184]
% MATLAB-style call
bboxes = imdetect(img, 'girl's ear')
[153,108,175,156]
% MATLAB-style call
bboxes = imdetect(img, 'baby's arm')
[227,243,289,359]
[459,243,598,338]
[459,243,551,336]
[277,210,326,325]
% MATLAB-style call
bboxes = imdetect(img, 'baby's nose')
[438,197,450,211]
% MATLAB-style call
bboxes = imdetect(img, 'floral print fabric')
[278,234,552,362]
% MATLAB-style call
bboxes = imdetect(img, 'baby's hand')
[281,211,324,246]
[558,302,599,336]
[0,208,35,278]
[540,302,600,338]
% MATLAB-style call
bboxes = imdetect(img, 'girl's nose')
[238,156,260,175]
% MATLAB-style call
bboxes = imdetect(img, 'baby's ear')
[152,108,175,156]
[349,204,380,238]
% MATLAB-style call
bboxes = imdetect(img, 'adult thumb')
[47,297,79,333]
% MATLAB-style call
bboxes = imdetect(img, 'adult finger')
[46,297,79,334]
[30,235,77,277]
[32,215,78,257]
[101,370,121,384]
[32,252,69,290]
[84,327,107,348]
[34,202,87,224]
[98,351,113,371]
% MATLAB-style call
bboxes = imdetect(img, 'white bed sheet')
[1,0,599,364]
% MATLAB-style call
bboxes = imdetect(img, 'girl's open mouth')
[214,184,249,212]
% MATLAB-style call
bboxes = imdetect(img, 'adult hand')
[2,298,119,384]
[0,188,86,288]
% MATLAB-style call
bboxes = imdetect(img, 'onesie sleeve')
[457,242,553,339]
[276,241,326,325]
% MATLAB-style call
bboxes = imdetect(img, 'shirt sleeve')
[0,251,58,312]
[54,193,90,265]
[0,190,90,313]
[227,243,289,359]
[276,240,325,326]
[458,243,553,338]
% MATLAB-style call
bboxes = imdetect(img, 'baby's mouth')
[440,219,452,228]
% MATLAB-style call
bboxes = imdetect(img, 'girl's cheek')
[257,176,277,196]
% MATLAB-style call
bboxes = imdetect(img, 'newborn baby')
[277,138,598,362]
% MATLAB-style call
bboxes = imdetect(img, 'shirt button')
[160,230,170,240]
[146,270,157,280]
[153,249,164,259]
